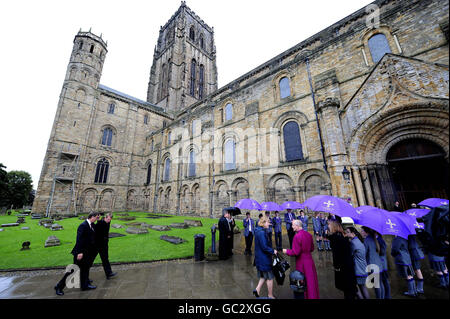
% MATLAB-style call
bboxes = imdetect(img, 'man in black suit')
[218,210,232,260]
[55,211,100,296]
[93,213,117,279]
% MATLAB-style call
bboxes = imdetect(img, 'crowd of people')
[234,205,449,299]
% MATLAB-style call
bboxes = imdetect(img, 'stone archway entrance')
[387,138,449,209]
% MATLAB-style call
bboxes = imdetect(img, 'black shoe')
[81,284,97,291]
[106,272,117,279]
[55,286,64,296]
[88,279,93,284]
[253,289,259,298]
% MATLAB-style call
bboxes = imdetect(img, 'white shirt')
[86,219,94,230]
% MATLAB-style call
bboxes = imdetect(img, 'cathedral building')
[32,0,449,217]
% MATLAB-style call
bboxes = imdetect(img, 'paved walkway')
[0,231,448,299]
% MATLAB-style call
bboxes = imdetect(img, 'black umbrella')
[222,207,241,216]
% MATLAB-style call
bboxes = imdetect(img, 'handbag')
[272,252,290,285]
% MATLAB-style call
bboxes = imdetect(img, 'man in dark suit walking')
[55,211,100,296]
[93,212,117,279]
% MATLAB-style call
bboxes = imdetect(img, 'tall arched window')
[225,103,233,121]
[79,41,83,50]
[108,103,115,114]
[94,158,109,184]
[283,121,304,161]
[189,26,195,41]
[190,59,196,97]
[101,127,114,147]
[163,158,171,181]
[199,65,204,100]
[146,163,152,185]
[368,33,391,63]
[188,150,196,177]
[224,139,236,171]
[279,77,291,99]
[200,35,205,49]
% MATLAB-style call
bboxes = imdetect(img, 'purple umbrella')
[404,208,431,218]
[234,198,262,210]
[259,202,283,211]
[280,201,304,210]
[357,210,416,239]
[354,206,388,224]
[418,198,449,208]
[303,195,359,219]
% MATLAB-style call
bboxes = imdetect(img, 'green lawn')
[0,212,242,270]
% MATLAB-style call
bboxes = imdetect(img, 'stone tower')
[146,1,218,114]
[32,30,108,216]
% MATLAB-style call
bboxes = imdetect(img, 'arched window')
[163,158,171,181]
[167,131,172,145]
[90,44,94,53]
[94,158,109,184]
[200,35,204,49]
[199,65,204,100]
[144,114,148,124]
[101,127,114,147]
[283,121,304,161]
[188,150,196,177]
[79,41,83,50]
[225,103,233,121]
[368,33,391,63]
[279,77,291,99]
[190,59,196,97]
[146,163,152,185]
[108,103,115,114]
[224,139,236,171]
[189,26,195,41]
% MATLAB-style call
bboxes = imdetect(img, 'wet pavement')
[0,230,448,299]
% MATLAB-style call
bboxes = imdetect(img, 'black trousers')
[288,228,295,249]
[267,232,273,248]
[245,233,253,253]
[56,253,94,290]
[96,244,112,276]
[274,232,282,250]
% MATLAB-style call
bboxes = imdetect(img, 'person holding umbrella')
[391,235,418,297]
[243,212,255,255]
[273,211,283,251]
[218,209,233,260]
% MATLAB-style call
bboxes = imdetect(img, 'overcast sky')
[0,0,374,188]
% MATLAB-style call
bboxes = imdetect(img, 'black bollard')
[211,224,217,254]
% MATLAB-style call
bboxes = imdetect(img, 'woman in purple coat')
[283,219,320,299]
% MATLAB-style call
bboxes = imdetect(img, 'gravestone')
[16,217,25,224]
[0,207,6,215]
[21,241,31,250]
[147,225,171,231]
[45,236,61,247]
[1,223,19,227]
[160,235,187,245]
[31,214,42,219]
[111,224,124,229]
[126,222,144,227]
[21,227,30,230]
[126,227,148,235]
[170,222,189,229]
[39,219,54,226]
[109,232,126,238]
[117,216,136,221]
[16,214,29,218]
[0,229,3,232]
[184,220,203,227]
[51,224,64,231]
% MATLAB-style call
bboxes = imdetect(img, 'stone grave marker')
[51,224,64,231]
[16,217,25,224]
[184,220,203,227]
[146,224,171,231]
[126,227,148,235]
[160,235,187,245]
[169,222,189,229]
[109,232,126,238]
[111,224,124,229]
[45,236,61,247]
[1,223,19,227]
[21,227,30,230]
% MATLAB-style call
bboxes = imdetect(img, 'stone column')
[292,186,302,203]
[368,166,384,209]
[352,166,366,207]
[360,167,375,206]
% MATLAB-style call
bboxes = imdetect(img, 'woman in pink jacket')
[283,219,320,299]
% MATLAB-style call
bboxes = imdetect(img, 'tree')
[6,170,33,208]
[0,163,8,207]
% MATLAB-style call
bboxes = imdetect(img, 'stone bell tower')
[32,30,108,216]
[146,1,218,114]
